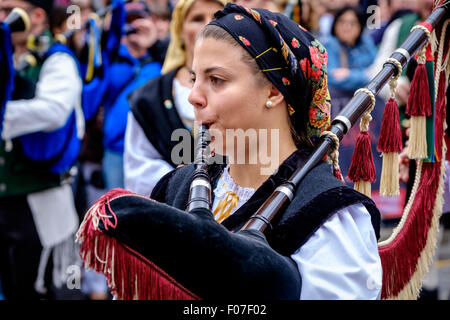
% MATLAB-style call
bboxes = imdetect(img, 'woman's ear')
[266,83,285,108]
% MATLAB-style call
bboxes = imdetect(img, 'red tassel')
[406,63,432,117]
[377,98,403,153]
[348,131,376,183]
[333,167,345,182]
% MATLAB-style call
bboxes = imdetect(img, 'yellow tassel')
[354,180,371,198]
[85,30,96,82]
[408,116,428,159]
[213,191,239,223]
[380,152,400,196]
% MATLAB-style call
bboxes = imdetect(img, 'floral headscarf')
[209,3,331,144]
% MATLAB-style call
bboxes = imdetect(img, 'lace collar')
[213,165,255,212]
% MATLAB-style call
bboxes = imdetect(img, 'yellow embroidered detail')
[261,67,283,72]
[255,47,274,59]
[213,191,239,223]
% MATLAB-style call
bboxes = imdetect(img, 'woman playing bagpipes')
[77,2,450,300]
[77,3,382,300]
[175,4,382,299]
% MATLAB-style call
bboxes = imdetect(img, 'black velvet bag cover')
[98,195,301,300]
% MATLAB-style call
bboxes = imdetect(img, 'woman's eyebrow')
[189,66,231,76]
[203,66,228,74]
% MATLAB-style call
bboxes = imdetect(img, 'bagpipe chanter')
[72,1,450,300]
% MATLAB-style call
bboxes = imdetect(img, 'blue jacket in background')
[80,0,161,155]
[324,34,376,92]
[102,44,161,154]
[81,0,125,121]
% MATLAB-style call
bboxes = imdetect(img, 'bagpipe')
[76,1,450,300]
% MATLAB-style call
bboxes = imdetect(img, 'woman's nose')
[188,81,207,110]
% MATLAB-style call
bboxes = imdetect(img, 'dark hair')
[331,5,366,45]
[197,24,312,149]
[49,2,69,32]
[49,3,77,53]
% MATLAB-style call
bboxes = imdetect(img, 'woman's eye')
[210,76,224,85]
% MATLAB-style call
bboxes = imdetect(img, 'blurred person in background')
[281,0,320,36]
[71,0,125,300]
[100,0,161,192]
[145,0,171,63]
[316,0,363,42]
[369,0,415,47]
[70,0,94,56]
[0,0,29,66]
[323,5,383,204]
[146,0,170,40]
[325,5,376,95]
[124,0,227,196]
[0,0,82,299]
[298,0,320,36]
[233,0,279,11]
[366,0,434,104]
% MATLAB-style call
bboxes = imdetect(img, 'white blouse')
[212,165,382,300]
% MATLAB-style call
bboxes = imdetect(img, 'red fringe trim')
[378,67,447,299]
[348,131,376,183]
[406,63,432,117]
[378,163,439,299]
[377,98,402,153]
[77,188,200,300]
[435,73,447,161]
[76,188,133,240]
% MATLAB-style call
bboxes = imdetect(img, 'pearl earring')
[265,100,273,108]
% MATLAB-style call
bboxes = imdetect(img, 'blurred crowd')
[0,0,448,300]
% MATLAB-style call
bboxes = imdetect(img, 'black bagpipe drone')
[76,1,450,300]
